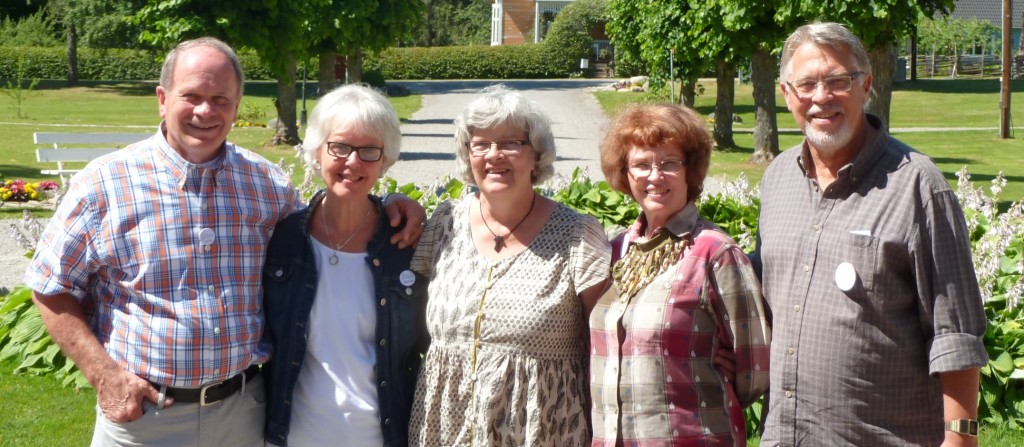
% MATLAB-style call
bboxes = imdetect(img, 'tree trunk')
[713,60,736,149]
[66,22,78,86]
[749,47,778,164]
[866,42,895,129]
[680,75,697,107]
[347,48,364,84]
[272,59,300,146]
[318,50,335,96]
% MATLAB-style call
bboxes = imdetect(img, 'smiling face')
[468,124,536,197]
[319,125,384,200]
[626,144,689,232]
[782,42,872,157]
[157,45,241,163]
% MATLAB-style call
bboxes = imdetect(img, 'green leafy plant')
[0,287,88,389]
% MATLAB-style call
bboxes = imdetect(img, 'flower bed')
[0,180,59,202]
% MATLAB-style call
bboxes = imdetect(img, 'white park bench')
[34,132,151,185]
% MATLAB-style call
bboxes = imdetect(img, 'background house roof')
[950,0,1024,27]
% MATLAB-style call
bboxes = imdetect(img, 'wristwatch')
[944,419,979,437]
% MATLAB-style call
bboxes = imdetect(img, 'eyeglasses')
[785,72,863,98]
[325,141,384,162]
[467,140,530,156]
[627,159,685,177]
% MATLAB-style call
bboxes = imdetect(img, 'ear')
[156,85,168,119]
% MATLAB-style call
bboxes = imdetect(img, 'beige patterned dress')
[408,196,611,447]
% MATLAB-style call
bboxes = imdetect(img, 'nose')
[194,100,214,117]
[483,143,505,159]
[810,81,834,102]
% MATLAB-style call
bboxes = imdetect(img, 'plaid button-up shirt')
[26,127,300,387]
[756,115,988,446]
[591,204,771,447]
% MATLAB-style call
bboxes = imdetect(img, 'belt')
[159,365,260,406]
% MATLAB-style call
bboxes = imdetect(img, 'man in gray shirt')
[754,22,988,446]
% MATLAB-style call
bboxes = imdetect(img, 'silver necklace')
[478,193,537,252]
[320,196,371,265]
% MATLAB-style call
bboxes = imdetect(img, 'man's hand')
[714,348,737,383]
[96,369,164,423]
[383,194,426,249]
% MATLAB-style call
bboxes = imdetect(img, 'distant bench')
[34,132,151,185]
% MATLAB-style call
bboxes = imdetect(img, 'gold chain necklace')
[612,232,692,300]
[478,193,537,252]
[320,196,371,265]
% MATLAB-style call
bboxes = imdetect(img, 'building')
[949,0,1023,52]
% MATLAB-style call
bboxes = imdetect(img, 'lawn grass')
[0,80,421,218]
[0,360,95,446]
[594,78,1024,208]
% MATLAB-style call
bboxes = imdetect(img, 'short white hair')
[299,84,402,174]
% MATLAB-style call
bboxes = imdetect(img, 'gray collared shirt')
[755,114,988,446]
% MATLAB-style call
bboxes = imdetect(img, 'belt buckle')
[199,380,223,406]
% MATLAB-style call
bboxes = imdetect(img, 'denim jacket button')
[275,269,283,277]
[380,298,387,306]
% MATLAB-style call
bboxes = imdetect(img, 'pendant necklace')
[321,196,371,265]
[479,193,537,252]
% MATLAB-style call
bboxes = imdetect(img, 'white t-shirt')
[286,239,382,447]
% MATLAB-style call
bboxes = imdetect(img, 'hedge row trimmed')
[0,46,279,81]
[365,44,566,80]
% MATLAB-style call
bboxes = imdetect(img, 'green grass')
[0,80,421,218]
[595,78,1024,207]
[0,360,95,446]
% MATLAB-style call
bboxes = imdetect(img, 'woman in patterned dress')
[589,104,771,447]
[408,85,612,447]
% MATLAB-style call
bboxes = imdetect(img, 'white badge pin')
[835,262,857,292]
[199,228,216,246]
[400,270,416,287]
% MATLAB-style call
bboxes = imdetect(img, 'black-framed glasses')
[786,72,863,98]
[325,141,384,162]
[627,159,685,177]
[467,140,530,156]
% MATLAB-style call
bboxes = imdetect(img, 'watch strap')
[944,419,979,437]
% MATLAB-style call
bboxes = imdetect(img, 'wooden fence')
[911,54,1024,79]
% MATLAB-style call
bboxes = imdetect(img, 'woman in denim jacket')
[262,84,428,447]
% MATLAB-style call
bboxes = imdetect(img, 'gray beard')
[802,120,854,154]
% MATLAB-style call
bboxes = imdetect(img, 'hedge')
[0,46,279,81]
[365,44,565,80]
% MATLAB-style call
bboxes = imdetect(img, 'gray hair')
[454,85,556,186]
[160,37,245,96]
[780,22,872,82]
[299,84,402,174]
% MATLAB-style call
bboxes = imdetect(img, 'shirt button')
[793,304,801,312]
[208,285,215,292]
[802,265,810,272]
[213,368,220,375]
[204,245,211,252]
[214,327,220,334]
[380,298,387,306]
[379,338,386,346]
[786,347,795,355]
[812,224,819,231]
[785,390,794,398]
[373,258,381,266]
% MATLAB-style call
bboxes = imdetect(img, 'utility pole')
[1000,0,1012,138]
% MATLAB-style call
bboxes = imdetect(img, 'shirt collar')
[625,201,700,244]
[155,121,230,191]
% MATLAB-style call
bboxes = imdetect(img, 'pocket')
[836,232,878,292]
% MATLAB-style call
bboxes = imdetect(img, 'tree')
[777,0,955,127]
[409,0,491,47]
[918,16,998,77]
[137,0,325,145]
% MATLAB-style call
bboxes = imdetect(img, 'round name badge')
[835,262,857,292]
[198,228,216,246]
[400,270,416,287]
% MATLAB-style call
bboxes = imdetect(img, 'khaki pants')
[91,374,266,447]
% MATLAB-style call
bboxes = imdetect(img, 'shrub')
[540,0,607,74]
[366,44,563,80]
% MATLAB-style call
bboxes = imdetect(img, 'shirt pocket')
[262,260,295,305]
[836,232,878,293]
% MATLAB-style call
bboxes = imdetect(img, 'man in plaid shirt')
[25,37,421,446]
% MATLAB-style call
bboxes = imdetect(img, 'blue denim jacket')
[263,191,429,447]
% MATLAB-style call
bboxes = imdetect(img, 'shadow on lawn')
[28,80,285,99]
[894,78,1024,94]
[0,164,46,180]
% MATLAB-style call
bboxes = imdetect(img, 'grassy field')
[595,78,1024,209]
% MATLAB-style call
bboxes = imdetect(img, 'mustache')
[805,104,842,118]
